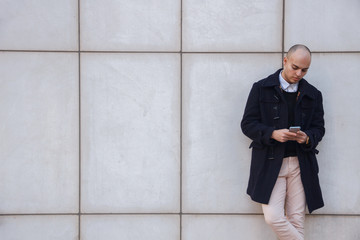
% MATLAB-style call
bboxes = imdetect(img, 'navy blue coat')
[241,69,325,213]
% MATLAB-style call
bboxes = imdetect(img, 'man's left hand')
[294,130,308,144]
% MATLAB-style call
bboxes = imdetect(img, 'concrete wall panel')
[182,215,277,240]
[182,53,282,213]
[81,215,179,240]
[305,53,360,214]
[0,215,78,240]
[183,0,283,52]
[0,52,79,214]
[81,0,181,51]
[285,0,360,51]
[305,215,360,239]
[81,53,180,213]
[0,0,78,50]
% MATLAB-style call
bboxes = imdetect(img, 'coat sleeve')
[301,90,325,152]
[241,82,275,147]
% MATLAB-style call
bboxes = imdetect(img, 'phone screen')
[289,126,301,132]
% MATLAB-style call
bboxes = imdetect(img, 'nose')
[296,69,302,76]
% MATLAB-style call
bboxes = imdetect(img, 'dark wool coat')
[241,69,325,213]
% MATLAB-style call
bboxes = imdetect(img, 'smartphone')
[289,126,301,132]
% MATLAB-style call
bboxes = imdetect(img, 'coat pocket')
[300,98,315,126]
[260,96,281,125]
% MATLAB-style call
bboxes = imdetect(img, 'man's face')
[282,49,311,84]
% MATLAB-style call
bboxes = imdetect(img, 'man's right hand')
[271,129,297,142]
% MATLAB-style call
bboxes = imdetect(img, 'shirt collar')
[279,71,299,92]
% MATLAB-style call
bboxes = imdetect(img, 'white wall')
[1,0,360,239]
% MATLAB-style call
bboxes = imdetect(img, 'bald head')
[286,44,311,58]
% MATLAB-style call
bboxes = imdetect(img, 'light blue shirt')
[279,71,299,93]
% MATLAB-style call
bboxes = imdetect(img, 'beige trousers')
[262,156,306,240]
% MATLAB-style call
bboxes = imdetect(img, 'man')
[241,44,325,239]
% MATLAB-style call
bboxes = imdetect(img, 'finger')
[295,136,306,144]
[297,131,306,136]
[284,131,297,136]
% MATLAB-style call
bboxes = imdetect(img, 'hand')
[271,129,308,144]
[294,130,308,144]
[271,129,297,142]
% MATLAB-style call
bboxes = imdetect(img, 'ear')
[283,56,288,66]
